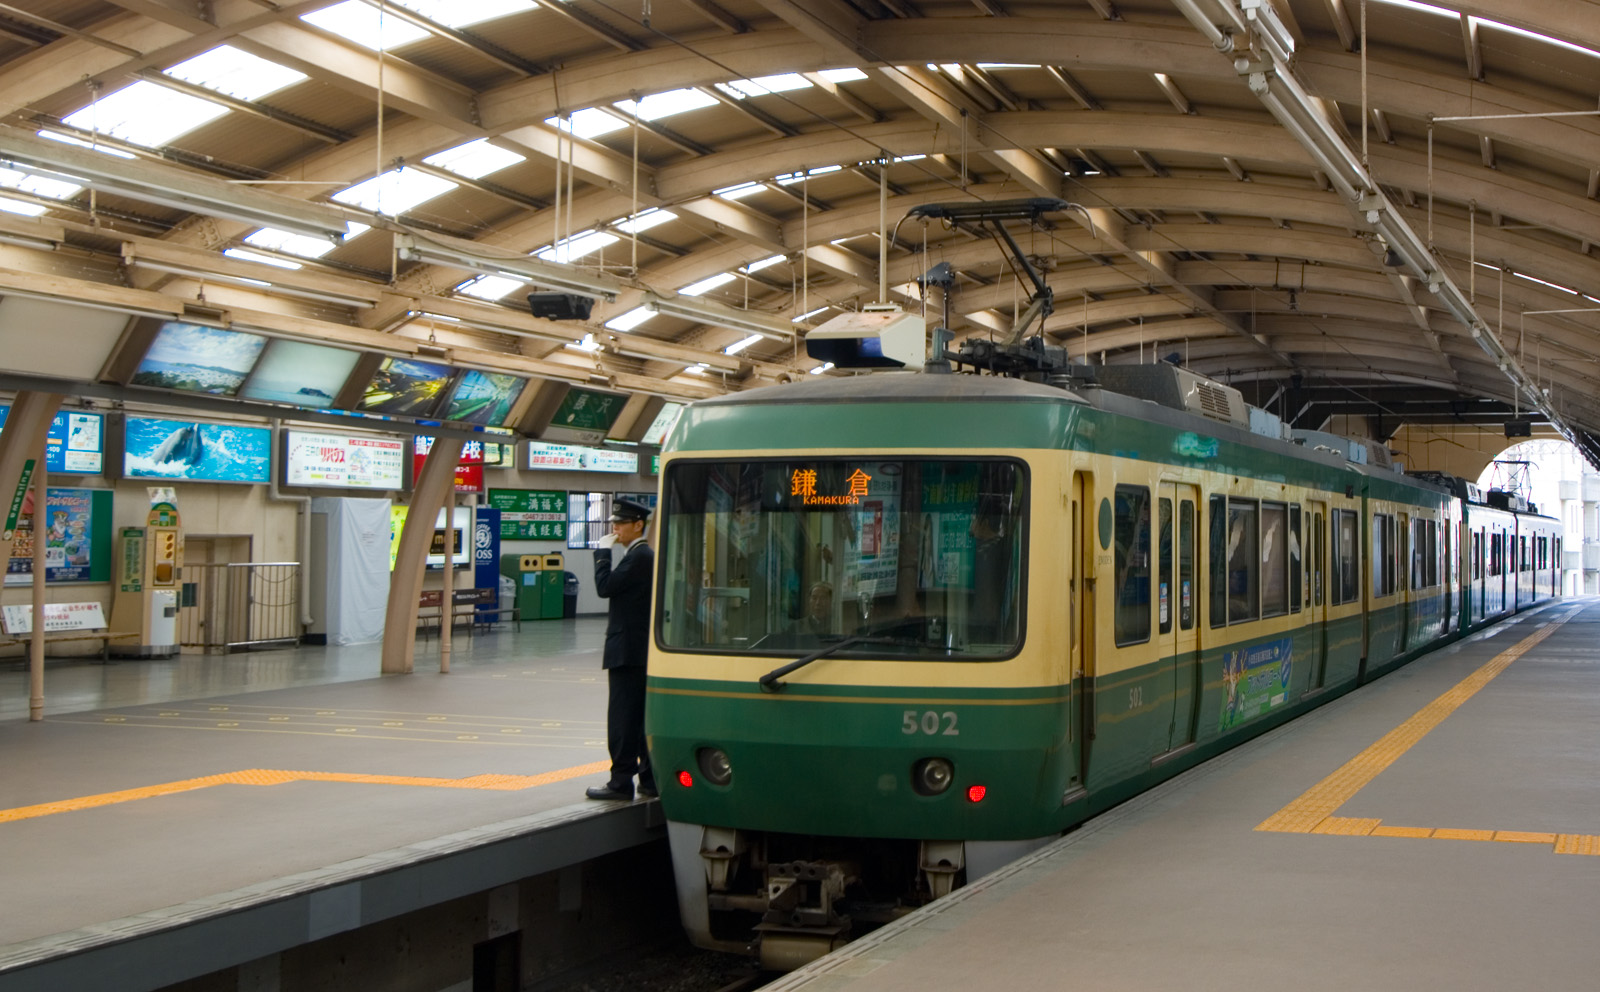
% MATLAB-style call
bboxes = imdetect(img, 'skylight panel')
[301,1,430,50]
[1480,17,1600,59]
[332,167,457,216]
[223,248,303,270]
[606,307,654,331]
[1369,0,1456,17]
[61,80,229,148]
[741,255,784,273]
[391,0,537,28]
[424,139,525,180]
[456,274,525,300]
[777,165,841,186]
[714,181,764,200]
[679,272,736,296]
[976,63,1042,69]
[571,333,601,352]
[535,230,618,263]
[244,227,338,260]
[614,88,718,122]
[615,208,676,234]
[547,108,628,139]
[0,197,45,217]
[718,73,812,99]
[0,165,82,200]
[37,130,135,159]
[164,46,307,102]
[1513,270,1579,295]
[818,68,867,83]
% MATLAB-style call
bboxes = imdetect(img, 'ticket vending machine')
[110,495,182,657]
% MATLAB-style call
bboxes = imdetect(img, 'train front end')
[646,378,1077,968]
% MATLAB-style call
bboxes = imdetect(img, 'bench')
[0,602,139,661]
[417,588,519,639]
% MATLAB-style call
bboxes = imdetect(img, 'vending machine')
[109,490,182,656]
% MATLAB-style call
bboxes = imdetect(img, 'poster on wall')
[124,417,272,484]
[413,436,485,493]
[527,442,638,473]
[5,487,113,585]
[0,406,106,474]
[285,430,406,489]
[487,489,567,540]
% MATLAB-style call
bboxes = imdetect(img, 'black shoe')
[585,784,633,801]
[637,784,658,799]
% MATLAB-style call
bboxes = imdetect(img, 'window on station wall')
[1261,501,1288,618]
[1372,513,1395,597]
[567,492,614,549]
[1332,509,1360,605]
[1113,484,1152,647]
[1289,504,1302,614]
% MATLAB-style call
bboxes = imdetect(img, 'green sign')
[650,454,659,476]
[4,457,35,540]
[551,388,625,433]
[120,527,144,593]
[488,488,568,540]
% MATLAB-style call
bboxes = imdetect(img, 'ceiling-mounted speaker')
[527,293,594,321]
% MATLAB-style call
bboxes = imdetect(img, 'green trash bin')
[536,553,565,621]
[501,553,546,620]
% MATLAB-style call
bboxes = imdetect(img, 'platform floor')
[769,598,1600,992]
[0,620,625,954]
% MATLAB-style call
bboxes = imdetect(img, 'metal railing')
[177,562,301,652]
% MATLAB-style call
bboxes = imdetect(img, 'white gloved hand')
[596,533,618,550]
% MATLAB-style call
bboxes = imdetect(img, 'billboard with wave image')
[123,416,272,484]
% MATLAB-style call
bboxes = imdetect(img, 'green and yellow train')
[645,360,1559,969]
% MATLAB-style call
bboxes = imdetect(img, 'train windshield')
[658,458,1026,659]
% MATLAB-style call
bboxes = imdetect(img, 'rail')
[177,562,301,652]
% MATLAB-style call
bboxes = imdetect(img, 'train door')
[1158,482,1200,754]
[1304,501,1329,692]
[1397,512,1411,650]
[1069,471,1094,796]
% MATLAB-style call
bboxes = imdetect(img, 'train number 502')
[902,710,959,736]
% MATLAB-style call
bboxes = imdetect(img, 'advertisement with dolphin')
[123,417,272,484]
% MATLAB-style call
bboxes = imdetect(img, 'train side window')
[1228,499,1260,624]
[1289,505,1302,614]
[1179,500,1195,630]
[1261,501,1288,618]
[1333,509,1359,604]
[1372,513,1394,598]
[1209,495,1227,628]
[1159,497,1173,635]
[1113,485,1152,647]
[1312,511,1324,606]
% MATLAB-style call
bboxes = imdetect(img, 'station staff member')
[586,498,657,801]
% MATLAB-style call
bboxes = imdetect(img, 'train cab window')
[1372,513,1395,598]
[1179,500,1195,630]
[1227,499,1260,624]
[1289,505,1302,614]
[1158,497,1173,635]
[657,458,1027,659]
[1333,509,1359,604]
[1114,485,1152,647]
[1261,502,1288,618]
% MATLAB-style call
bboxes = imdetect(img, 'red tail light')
[966,784,987,803]
[677,770,694,788]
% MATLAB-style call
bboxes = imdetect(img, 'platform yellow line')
[1258,610,1575,835]
[0,761,611,825]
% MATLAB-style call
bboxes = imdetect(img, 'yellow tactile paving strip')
[1258,608,1599,855]
[0,761,611,825]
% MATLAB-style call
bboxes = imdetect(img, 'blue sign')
[0,405,106,475]
[124,417,272,484]
[473,507,502,621]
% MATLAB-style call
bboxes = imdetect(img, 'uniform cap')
[610,498,651,523]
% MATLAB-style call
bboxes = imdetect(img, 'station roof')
[2,0,1599,459]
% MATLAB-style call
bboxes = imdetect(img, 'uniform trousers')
[605,665,653,789]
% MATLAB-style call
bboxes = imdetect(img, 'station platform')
[0,618,658,991]
[769,598,1600,992]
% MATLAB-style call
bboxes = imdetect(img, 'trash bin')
[563,571,579,619]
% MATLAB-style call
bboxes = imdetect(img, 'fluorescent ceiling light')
[776,165,840,186]
[0,164,81,200]
[723,334,764,355]
[37,130,134,159]
[615,208,675,233]
[818,68,867,83]
[396,233,625,302]
[714,181,763,200]
[0,197,45,217]
[547,108,628,139]
[718,73,811,99]
[333,167,457,216]
[164,45,306,101]
[223,247,303,269]
[245,227,339,259]
[571,333,601,351]
[642,291,796,340]
[62,80,229,148]
[606,307,654,331]
[1369,0,1456,17]
[301,0,429,49]
[794,305,830,322]
[678,272,735,296]
[456,274,525,300]
[536,229,618,263]
[976,63,1042,69]
[808,362,834,374]
[614,88,718,121]
[741,255,785,273]
[423,139,524,180]
[390,0,538,28]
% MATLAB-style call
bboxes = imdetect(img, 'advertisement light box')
[445,370,526,426]
[359,357,456,418]
[240,339,362,409]
[527,442,638,474]
[0,406,105,474]
[123,417,272,484]
[285,430,406,489]
[131,322,268,397]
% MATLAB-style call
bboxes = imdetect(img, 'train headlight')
[696,747,733,786]
[912,757,954,796]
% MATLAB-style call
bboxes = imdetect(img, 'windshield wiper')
[757,619,923,692]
